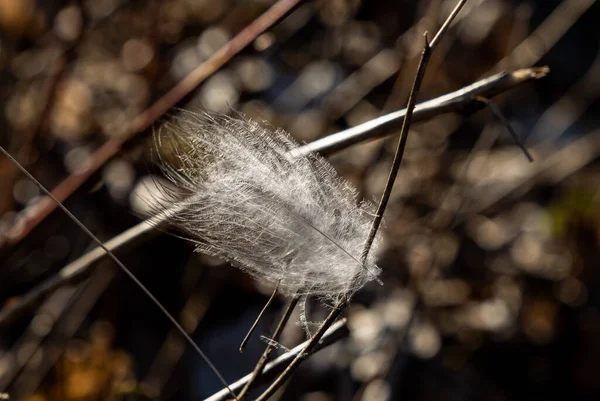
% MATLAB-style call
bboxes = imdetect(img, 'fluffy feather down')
[155,111,382,301]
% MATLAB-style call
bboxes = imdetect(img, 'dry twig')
[254,2,469,399]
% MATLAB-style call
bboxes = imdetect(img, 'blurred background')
[0,0,599,400]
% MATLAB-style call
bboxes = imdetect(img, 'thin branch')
[361,31,434,262]
[204,318,349,401]
[0,203,185,326]
[290,66,549,158]
[474,96,534,162]
[254,2,468,400]
[4,0,304,246]
[240,283,281,353]
[0,147,239,401]
[380,0,442,114]
[429,0,467,49]
[237,296,299,400]
[142,265,219,393]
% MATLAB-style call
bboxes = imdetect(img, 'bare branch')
[204,319,349,401]
[291,67,549,158]
[237,296,299,400]
[255,1,469,399]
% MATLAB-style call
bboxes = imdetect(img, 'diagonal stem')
[204,319,349,401]
[254,2,468,400]
[475,96,534,162]
[361,33,433,262]
[236,296,299,400]
[254,299,346,401]
[291,66,548,158]
[0,147,240,401]
[240,283,281,353]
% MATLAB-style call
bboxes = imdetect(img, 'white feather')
[155,110,382,302]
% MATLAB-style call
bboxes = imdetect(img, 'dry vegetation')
[0,0,599,401]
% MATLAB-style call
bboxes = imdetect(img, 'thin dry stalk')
[204,319,349,401]
[292,67,548,157]
[236,296,299,400]
[240,284,281,353]
[0,147,240,401]
[254,2,468,400]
